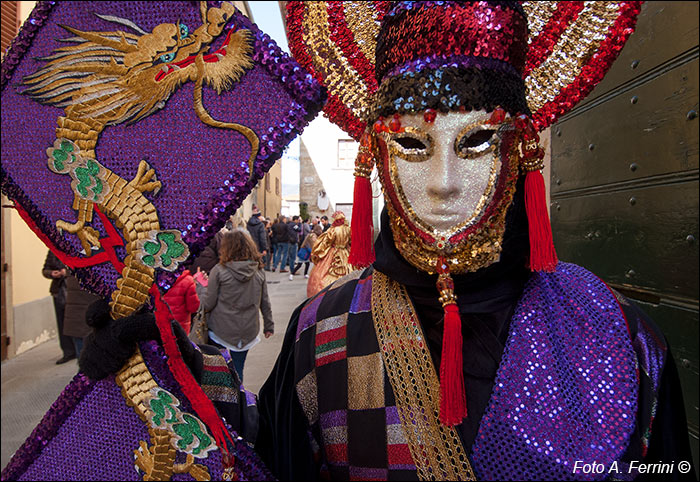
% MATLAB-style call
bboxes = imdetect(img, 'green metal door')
[550,1,699,469]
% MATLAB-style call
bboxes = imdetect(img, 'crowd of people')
[43,205,347,379]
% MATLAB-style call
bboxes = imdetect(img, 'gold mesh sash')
[371,271,475,480]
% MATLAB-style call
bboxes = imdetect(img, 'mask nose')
[426,148,461,200]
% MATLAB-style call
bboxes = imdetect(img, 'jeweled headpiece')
[288,0,642,426]
[373,1,531,119]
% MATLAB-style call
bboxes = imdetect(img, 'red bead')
[423,109,437,123]
[389,117,401,132]
[373,120,385,133]
[488,107,506,124]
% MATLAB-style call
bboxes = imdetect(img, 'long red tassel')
[348,129,376,268]
[436,258,467,426]
[149,285,234,457]
[515,114,558,273]
[439,303,467,425]
[525,170,558,272]
[348,174,375,268]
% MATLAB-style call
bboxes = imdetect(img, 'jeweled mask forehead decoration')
[373,1,530,120]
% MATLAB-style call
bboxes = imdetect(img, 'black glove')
[79,299,196,380]
[79,299,159,380]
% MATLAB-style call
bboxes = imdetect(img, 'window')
[275,177,280,196]
[265,173,270,192]
[337,139,358,170]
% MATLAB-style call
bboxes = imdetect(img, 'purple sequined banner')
[1,1,325,298]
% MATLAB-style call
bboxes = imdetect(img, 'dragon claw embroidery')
[23,1,258,320]
[147,387,217,459]
[138,231,190,271]
[117,350,214,481]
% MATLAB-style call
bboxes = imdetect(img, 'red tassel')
[435,258,467,426]
[524,169,558,272]
[439,303,467,425]
[348,129,376,268]
[149,285,234,457]
[515,114,558,273]
[348,174,375,268]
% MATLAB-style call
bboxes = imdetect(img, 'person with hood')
[246,206,268,258]
[162,269,200,335]
[202,228,274,381]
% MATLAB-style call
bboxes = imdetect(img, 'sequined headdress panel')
[373,1,531,120]
[287,1,642,137]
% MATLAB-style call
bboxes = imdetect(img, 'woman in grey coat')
[203,229,274,381]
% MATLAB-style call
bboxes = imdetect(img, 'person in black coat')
[246,207,268,257]
[272,215,290,272]
[285,216,301,278]
[42,250,75,364]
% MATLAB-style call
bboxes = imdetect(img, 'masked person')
[256,2,695,481]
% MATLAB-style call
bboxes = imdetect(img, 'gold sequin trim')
[522,2,557,42]
[343,2,381,66]
[371,271,475,481]
[525,2,621,112]
[303,3,373,120]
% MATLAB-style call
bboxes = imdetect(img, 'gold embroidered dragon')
[22,1,258,320]
[22,3,259,479]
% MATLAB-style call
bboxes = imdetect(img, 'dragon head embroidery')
[22,1,253,127]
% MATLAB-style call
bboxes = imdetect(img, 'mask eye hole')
[462,129,495,148]
[455,127,498,159]
[395,137,426,150]
[388,127,433,162]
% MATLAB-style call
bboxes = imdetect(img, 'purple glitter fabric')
[472,263,638,481]
[2,341,274,481]
[633,316,667,394]
[17,376,148,481]
[297,292,325,340]
[1,1,325,298]
[349,277,372,314]
[383,54,520,81]
[0,373,94,481]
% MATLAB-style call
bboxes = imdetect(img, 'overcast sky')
[248,2,300,199]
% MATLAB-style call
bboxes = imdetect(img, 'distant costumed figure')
[307,211,352,297]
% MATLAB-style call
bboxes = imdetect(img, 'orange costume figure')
[307,212,352,297]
